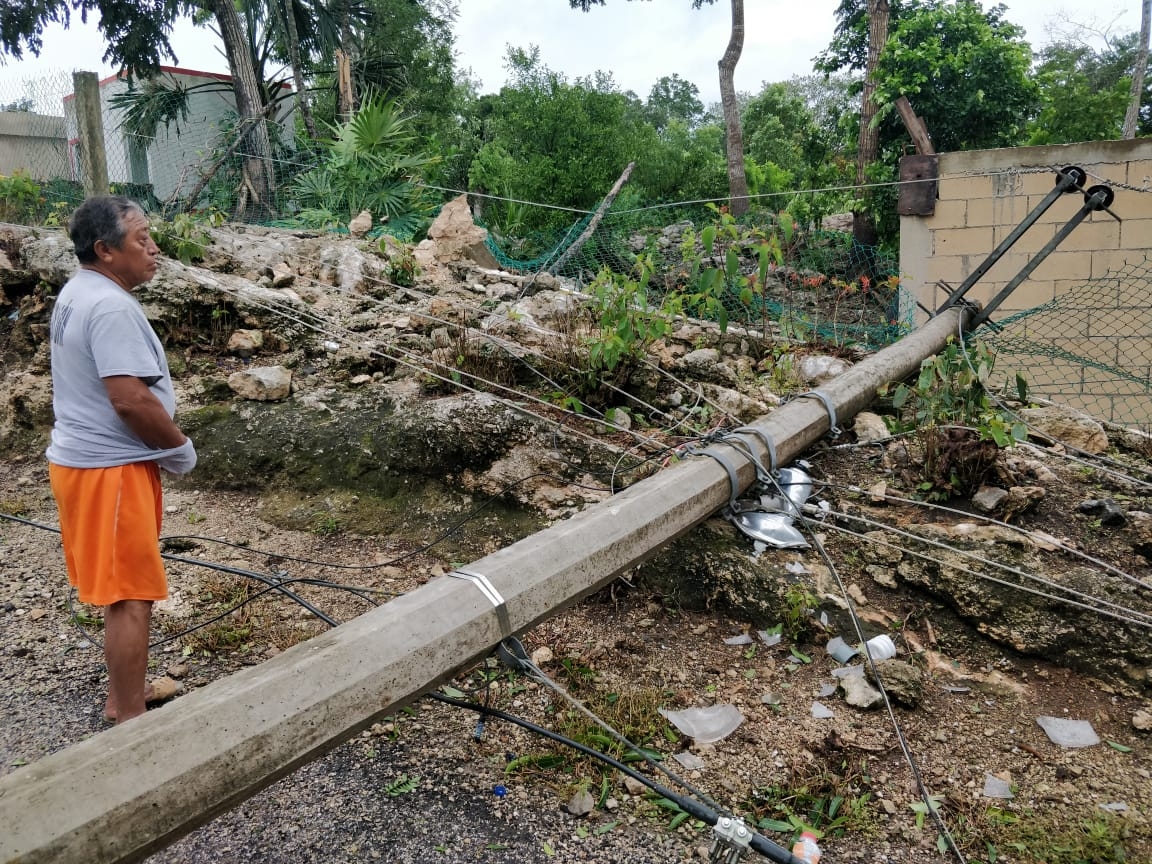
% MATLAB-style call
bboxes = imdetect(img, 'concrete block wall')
[900,139,1152,424]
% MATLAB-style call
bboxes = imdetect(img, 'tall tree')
[0,0,180,77]
[1027,42,1128,144]
[1124,0,1152,138]
[852,0,888,245]
[818,0,1038,244]
[646,74,705,130]
[467,46,658,231]
[871,1,1037,152]
[211,0,277,218]
[569,0,750,216]
[271,0,317,138]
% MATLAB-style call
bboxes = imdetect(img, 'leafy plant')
[383,774,420,796]
[884,337,1027,499]
[383,240,419,287]
[581,256,674,397]
[152,211,223,265]
[781,584,820,643]
[749,756,876,840]
[312,513,341,537]
[0,171,43,223]
[290,96,438,240]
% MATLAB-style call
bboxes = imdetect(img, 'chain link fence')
[978,254,1152,427]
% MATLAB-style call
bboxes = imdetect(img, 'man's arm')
[103,375,188,449]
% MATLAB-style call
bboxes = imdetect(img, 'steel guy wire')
[418,184,593,214]
[202,221,738,429]
[192,275,678,466]
[508,647,734,820]
[809,508,1152,629]
[603,164,1089,217]
[819,479,1152,592]
[165,138,1122,224]
[1085,168,1152,195]
[757,470,969,864]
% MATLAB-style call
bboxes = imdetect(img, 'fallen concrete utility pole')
[0,306,969,864]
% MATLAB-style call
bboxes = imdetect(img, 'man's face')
[98,211,159,290]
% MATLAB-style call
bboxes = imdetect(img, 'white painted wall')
[62,67,295,204]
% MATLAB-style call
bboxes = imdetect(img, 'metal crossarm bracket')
[935,166,1087,316]
[969,182,1115,330]
[731,426,778,475]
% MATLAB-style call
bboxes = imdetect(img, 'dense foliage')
[1,0,1149,244]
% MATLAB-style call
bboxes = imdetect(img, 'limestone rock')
[840,671,884,709]
[1003,485,1045,518]
[862,531,902,564]
[416,194,498,269]
[700,384,770,422]
[867,659,923,707]
[866,565,898,589]
[852,411,890,443]
[1126,511,1152,558]
[270,262,295,288]
[228,366,293,401]
[972,485,1009,513]
[227,329,264,358]
[797,354,851,385]
[0,370,53,447]
[677,348,738,385]
[1019,405,1108,454]
[20,232,77,286]
[348,209,372,239]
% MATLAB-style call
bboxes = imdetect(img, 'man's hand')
[156,438,197,475]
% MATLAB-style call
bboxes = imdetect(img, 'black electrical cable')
[427,693,801,864]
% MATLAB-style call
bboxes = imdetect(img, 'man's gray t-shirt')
[46,268,176,468]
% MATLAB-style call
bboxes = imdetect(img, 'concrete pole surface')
[0,308,969,864]
[72,71,110,197]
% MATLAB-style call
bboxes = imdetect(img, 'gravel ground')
[4,446,1152,864]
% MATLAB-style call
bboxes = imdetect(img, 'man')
[47,195,197,725]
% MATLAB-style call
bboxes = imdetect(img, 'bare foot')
[103,682,157,723]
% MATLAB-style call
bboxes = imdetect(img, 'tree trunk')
[718,0,749,217]
[333,0,358,121]
[279,0,317,139]
[1123,0,1151,139]
[213,0,276,221]
[853,0,890,246]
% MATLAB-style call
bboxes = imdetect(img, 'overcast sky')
[0,0,1140,110]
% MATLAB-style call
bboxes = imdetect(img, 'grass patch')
[955,806,1131,863]
[746,755,879,840]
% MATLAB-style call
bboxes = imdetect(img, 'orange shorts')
[49,461,168,606]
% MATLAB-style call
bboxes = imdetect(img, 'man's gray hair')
[68,195,146,264]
